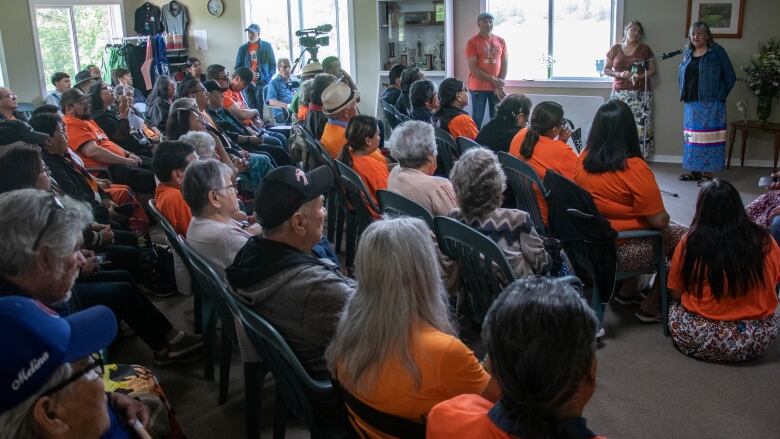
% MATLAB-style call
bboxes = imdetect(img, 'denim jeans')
[470,90,498,129]
[261,128,289,151]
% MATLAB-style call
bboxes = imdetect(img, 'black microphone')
[657,49,682,61]
[316,24,333,33]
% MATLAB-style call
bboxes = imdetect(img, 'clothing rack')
[110,36,149,43]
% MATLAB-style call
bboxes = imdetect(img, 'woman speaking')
[604,20,655,158]
[678,21,736,182]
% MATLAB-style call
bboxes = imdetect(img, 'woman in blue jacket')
[678,21,736,182]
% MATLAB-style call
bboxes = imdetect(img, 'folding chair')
[433,126,458,178]
[497,152,548,234]
[376,189,434,230]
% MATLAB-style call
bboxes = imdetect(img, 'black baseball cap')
[0,120,50,146]
[254,165,332,229]
[203,80,227,93]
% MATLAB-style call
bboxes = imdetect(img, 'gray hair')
[179,131,215,159]
[326,217,453,393]
[0,364,71,439]
[299,79,314,106]
[0,190,92,277]
[388,121,437,169]
[168,97,198,117]
[182,159,234,216]
[450,147,506,218]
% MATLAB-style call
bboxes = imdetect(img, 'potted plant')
[740,39,780,123]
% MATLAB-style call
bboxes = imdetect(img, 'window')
[32,1,124,92]
[245,0,351,74]
[486,0,619,81]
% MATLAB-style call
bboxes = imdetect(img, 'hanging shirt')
[161,1,189,36]
[134,3,162,35]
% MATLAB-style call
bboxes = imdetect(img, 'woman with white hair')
[387,121,458,216]
[182,159,261,276]
[327,217,497,437]
[449,147,550,277]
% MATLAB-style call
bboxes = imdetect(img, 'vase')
[757,96,773,123]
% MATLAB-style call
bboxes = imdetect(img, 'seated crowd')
[0,27,778,439]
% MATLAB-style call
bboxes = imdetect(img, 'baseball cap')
[74,70,98,87]
[245,24,261,33]
[203,80,228,93]
[321,82,360,116]
[0,296,117,415]
[478,12,495,21]
[254,165,333,229]
[0,120,50,146]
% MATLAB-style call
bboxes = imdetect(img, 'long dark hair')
[519,101,563,159]
[166,108,200,141]
[88,81,111,113]
[496,94,532,124]
[0,146,44,194]
[147,75,173,107]
[583,99,642,173]
[682,179,771,300]
[484,277,597,439]
[339,115,379,167]
[437,78,464,108]
[399,67,423,94]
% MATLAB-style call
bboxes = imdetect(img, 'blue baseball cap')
[0,296,117,415]
[245,24,261,33]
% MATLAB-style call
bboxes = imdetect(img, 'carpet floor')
[113,162,780,439]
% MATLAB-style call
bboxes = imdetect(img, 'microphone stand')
[631,57,679,198]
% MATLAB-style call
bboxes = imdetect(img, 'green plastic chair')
[228,294,335,438]
[376,189,434,230]
[497,152,548,234]
[433,126,458,178]
[433,216,516,326]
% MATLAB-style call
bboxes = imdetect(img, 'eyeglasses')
[32,196,66,251]
[40,353,104,398]
[0,93,16,100]
[216,182,239,193]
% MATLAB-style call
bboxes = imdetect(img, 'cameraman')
[235,23,276,113]
[265,58,298,124]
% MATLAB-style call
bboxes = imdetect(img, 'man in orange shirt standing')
[60,88,155,195]
[465,12,508,129]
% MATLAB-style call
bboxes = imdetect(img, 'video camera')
[295,24,332,62]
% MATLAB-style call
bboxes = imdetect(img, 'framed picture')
[686,0,745,38]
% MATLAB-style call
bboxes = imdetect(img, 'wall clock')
[207,0,224,17]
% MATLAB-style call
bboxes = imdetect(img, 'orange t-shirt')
[223,88,255,126]
[573,155,665,232]
[338,325,490,439]
[447,114,478,140]
[298,105,309,122]
[351,152,389,217]
[248,42,259,74]
[669,237,780,321]
[509,128,578,226]
[62,115,129,169]
[465,34,507,91]
[155,183,192,236]
[427,394,607,439]
[320,122,347,158]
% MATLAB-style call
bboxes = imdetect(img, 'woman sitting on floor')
[434,78,478,140]
[669,179,780,362]
[327,217,498,438]
[427,276,606,439]
[338,115,388,215]
[573,99,686,322]
[449,147,551,277]
[509,101,578,228]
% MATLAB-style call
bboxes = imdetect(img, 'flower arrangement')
[740,39,780,98]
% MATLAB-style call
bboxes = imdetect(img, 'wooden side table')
[727,120,780,172]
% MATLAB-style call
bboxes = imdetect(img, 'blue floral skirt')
[682,101,727,173]
[669,302,778,362]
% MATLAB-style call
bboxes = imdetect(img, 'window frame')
[481,0,623,88]
[240,0,355,77]
[28,0,126,98]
